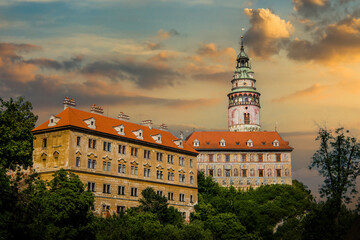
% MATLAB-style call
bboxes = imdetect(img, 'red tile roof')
[33,107,197,154]
[185,131,293,151]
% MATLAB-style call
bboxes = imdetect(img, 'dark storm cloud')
[80,60,181,89]
[26,56,83,71]
[293,0,330,18]
[287,16,360,62]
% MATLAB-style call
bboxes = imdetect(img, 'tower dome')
[228,37,261,132]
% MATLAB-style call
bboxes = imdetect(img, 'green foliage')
[0,97,38,170]
[136,187,183,226]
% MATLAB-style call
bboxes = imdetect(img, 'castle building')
[32,99,198,219]
[185,37,293,188]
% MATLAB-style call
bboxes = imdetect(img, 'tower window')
[244,113,250,124]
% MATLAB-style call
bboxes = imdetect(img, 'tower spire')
[240,36,244,51]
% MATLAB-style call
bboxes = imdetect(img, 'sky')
[1,0,360,201]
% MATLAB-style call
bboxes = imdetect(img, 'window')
[103,141,111,152]
[258,154,263,162]
[156,152,163,162]
[190,159,193,168]
[76,157,80,167]
[118,164,126,174]
[168,192,174,201]
[102,204,110,212]
[156,170,163,180]
[225,154,230,162]
[144,150,151,159]
[117,206,125,213]
[259,169,264,177]
[131,166,138,176]
[190,195,193,203]
[118,186,125,195]
[209,169,214,176]
[209,154,213,163]
[276,169,281,177]
[144,168,151,177]
[225,169,231,177]
[244,113,250,124]
[156,190,163,196]
[167,154,174,164]
[42,138,47,148]
[193,139,199,147]
[88,139,96,149]
[179,174,185,183]
[76,136,81,146]
[102,184,111,194]
[242,169,247,177]
[182,212,186,219]
[131,147,138,157]
[118,144,126,154]
[168,172,174,181]
[103,161,111,171]
[247,140,253,147]
[190,175,193,184]
[217,169,222,177]
[88,159,96,169]
[131,187,138,196]
[87,182,95,192]
[220,139,226,147]
[179,193,185,202]
[242,154,246,162]
[276,154,281,162]
[179,156,185,166]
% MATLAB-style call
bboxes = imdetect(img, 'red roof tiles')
[185,131,293,151]
[33,107,197,154]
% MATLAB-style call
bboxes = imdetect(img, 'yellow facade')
[33,129,197,219]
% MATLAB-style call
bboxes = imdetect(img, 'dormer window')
[48,115,61,127]
[220,139,226,147]
[173,139,183,148]
[114,125,125,136]
[273,140,279,147]
[151,134,162,144]
[132,129,143,140]
[193,139,199,147]
[247,139,253,147]
[84,117,96,129]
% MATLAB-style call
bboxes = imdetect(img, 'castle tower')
[228,37,261,132]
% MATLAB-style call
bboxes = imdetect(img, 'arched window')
[244,113,250,124]
[217,169,222,177]
[234,168,238,176]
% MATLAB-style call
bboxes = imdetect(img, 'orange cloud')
[244,8,293,58]
[272,83,326,102]
[157,29,179,39]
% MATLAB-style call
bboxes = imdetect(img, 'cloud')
[197,43,235,58]
[25,56,83,71]
[243,8,294,58]
[157,29,180,39]
[272,83,326,102]
[145,41,161,50]
[287,16,360,63]
[293,0,330,18]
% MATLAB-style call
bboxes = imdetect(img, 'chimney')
[90,104,104,115]
[179,131,184,140]
[141,120,152,129]
[159,123,168,131]
[63,97,76,110]
[118,112,130,121]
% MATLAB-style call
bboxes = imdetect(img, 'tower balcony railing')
[228,101,260,107]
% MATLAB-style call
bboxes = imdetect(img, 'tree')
[310,128,360,221]
[0,97,38,170]
[25,169,95,240]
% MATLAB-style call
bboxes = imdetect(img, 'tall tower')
[228,37,261,132]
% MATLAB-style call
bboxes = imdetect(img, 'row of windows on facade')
[104,205,188,219]
[72,137,191,166]
[88,182,193,203]
[193,139,280,148]
[79,158,194,184]
[200,153,283,162]
[203,168,290,177]
[221,178,286,186]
